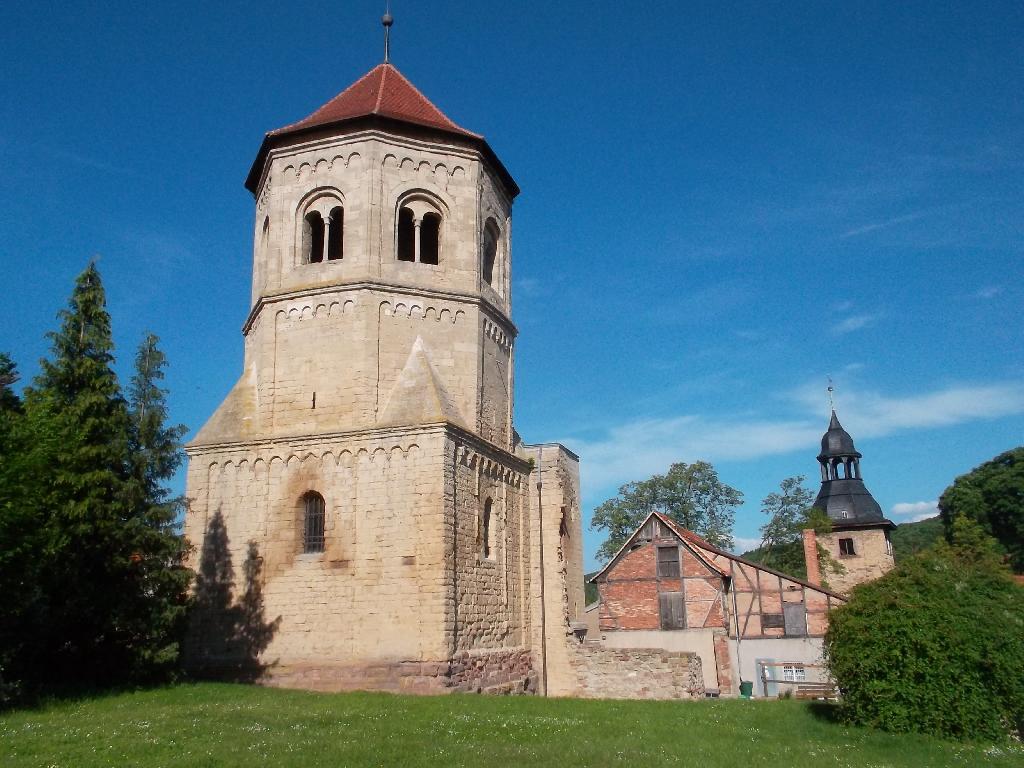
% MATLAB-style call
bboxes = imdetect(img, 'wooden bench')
[792,682,838,701]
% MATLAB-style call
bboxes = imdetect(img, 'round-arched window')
[302,491,326,553]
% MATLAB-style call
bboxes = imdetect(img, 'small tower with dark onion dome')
[812,409,895,594]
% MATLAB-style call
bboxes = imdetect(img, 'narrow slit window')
[481,498,493,559]
[303,492,326,553]
[482,221,498,285]
[327,206,344,260]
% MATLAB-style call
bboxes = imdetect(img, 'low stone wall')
[567,641,705,699]
[448,648,535,694]
[197,648,535,695]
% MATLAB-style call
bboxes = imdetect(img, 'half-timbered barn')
[590,511,846,696]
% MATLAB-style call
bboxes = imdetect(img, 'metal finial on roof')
[382,3,394,64]
[827,376,835,411]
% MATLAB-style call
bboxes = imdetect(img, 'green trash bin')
[739,681,754,699]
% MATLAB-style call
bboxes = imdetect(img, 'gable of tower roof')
[270,63,481,140]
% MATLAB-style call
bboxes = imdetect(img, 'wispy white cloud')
[832,314,879,334]
[514,277,544,298]
[732,536,763,554]
[891,500,940,522]
[973,285,1003,299]
[734,329,765,341]
[570,381,1024,501]
[839,211,930,239]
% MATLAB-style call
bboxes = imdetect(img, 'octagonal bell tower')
[182,54,567,695]
[195,61,520,449]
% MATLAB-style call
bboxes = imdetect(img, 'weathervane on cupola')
[383,3,394,64]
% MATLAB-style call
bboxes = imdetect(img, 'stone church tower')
[184,58,584,694]
[812,410,895,593]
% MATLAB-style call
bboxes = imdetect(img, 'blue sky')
[1,2,1021,569]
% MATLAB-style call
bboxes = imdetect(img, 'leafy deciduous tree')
[747,476,841,583]
[825,516,1024,741]
[591,461,741,562]
[938,447,1024,573]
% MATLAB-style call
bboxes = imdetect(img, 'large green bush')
[825,518,1024,741]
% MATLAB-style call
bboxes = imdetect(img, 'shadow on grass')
[186,510,280,682]
[807,700,843,724]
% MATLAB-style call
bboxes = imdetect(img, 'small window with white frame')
[783,664,806,682]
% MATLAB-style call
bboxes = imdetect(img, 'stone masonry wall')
[520,444,584,697]
[446,434,531,659]
[184,427,451,677]
[567,641,705,700]
[820,528,894,594]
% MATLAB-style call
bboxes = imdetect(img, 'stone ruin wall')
[567,643,705,700]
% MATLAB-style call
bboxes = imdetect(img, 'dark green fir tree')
[22,262,135,685]
[122,333,192,677]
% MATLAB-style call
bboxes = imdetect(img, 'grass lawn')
[2,683,1021,767]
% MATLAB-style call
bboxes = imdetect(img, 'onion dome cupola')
[812,410,894,530]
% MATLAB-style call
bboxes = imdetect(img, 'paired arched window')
[481,498,494,560]
[482,219,499,286]
[396,198,442,265]
[302,491,326,553]
[300,198,344,264]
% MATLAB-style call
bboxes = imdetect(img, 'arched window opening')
[397,207,416,262]
[302,491,326,553]
[481,498,493,559]
[558,508,570,563]
[261,216,270,249]
[304,211,324,264]
[482,220,498,285]
[420,212,440,265]
[327,206,344,261]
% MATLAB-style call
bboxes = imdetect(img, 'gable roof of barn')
[590,510,845,601]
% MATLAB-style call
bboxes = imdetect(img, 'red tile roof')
[270,63,480,140]
[245,62,517,198]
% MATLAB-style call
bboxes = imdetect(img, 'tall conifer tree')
[123,333,191,674]
[24,263,135,683]
[0,353,42,700]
